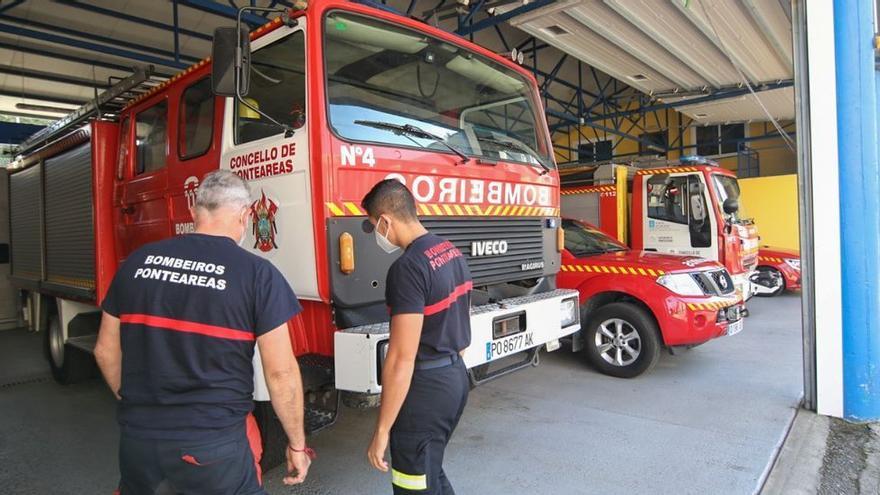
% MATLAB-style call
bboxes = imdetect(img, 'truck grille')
[692,269,736,296]
[421,217,546,286]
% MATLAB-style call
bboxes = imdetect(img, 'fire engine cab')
[7,0,580,467]
[560,157,760,302]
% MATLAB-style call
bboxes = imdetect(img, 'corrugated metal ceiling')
[510,0,794,123]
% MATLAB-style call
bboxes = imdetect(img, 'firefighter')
[94,170,312,494]
[363,179,472,495]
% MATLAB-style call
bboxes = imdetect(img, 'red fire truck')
[7,0,580,466]
[560,158,760,303]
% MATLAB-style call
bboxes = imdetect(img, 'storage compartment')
[43,142,95,293]
[9,164,43,283]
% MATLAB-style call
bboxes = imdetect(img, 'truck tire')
[253,400,286,472]
[755,266,785,297]
[45,310,95,384]
[582,302,661,378]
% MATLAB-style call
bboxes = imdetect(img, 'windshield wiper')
[478,136,552,175]
[354,120,471,165]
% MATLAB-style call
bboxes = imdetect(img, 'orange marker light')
[339,233,355,274]
[557,226,565,253]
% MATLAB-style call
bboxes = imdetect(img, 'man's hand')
[367,429,390,472]
[284,445,311,485]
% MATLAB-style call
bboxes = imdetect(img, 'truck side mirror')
[723,198,739,215]
[211,26,250,97]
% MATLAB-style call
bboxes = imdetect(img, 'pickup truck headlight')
[784,258,800,271]
[560,297,579,327]
[656,273,706,296]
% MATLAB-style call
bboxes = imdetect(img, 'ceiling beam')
[0,14,201,64]
[0,89,88,106]
[177,0,275,27]
[0,21,189,70]
[0,41,174,79]
[0,64,111,89]
[59,0,213,41]
[573,80,794,126]
[455,0,556,36]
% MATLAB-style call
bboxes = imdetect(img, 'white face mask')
[375,217,399,254]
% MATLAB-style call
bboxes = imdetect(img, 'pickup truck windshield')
[562,219,628,257]
[324,11,552,168]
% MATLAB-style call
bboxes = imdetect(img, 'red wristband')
[287,444,317,460]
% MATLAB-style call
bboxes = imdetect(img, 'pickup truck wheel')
[755,266,785,297]
[582,302,661,378]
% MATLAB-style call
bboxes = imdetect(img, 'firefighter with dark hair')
[362,179,472,494]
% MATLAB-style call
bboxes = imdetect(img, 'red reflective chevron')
[423,281,473,316]
[120,313,255,342]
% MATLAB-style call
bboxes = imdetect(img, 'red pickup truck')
[559,219,744,377]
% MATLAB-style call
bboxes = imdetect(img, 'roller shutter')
[43,142,95,291]
[9,164,43,282]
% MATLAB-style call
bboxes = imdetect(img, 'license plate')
[727,319,743,336]
[486,332,534,360]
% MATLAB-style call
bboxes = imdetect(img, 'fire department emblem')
[250,191,279,252]
[184,176,200,209]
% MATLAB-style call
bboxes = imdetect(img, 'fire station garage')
[0,1,876,494]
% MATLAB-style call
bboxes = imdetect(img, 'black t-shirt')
[102,233,302,440]
[385,232,472,361]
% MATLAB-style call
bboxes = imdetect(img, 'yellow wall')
[738,174,800,250]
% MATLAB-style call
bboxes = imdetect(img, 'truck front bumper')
[334,289,581,393]
[659,295,744,346]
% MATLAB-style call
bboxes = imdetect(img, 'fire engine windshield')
[712,174,748,222]
[323,11,552,168]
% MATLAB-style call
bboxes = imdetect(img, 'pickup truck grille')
[692,269,736,296]
[421,217,546,286]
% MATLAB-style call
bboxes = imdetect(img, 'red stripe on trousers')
[423,281,473,316]
[119,314,255,342]
[246,413,263,485]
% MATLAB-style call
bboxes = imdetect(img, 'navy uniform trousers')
[118,418,264,495]
[390,357,469,494]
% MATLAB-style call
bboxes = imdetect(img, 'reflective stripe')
[423,281,473,316]
[392,469,427,491]
[120,313,255,341]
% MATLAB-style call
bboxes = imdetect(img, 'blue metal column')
[834,0,880,420]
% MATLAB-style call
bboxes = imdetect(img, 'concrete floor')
[0,293,803,495]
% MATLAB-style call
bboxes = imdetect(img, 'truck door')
[219,22,319,299]
[168,76,223,235]
[116,98,171,259]
[643,173,716,259]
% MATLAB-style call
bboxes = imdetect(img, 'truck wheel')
[755,266,785,297]
[582,302,661,378]
[45,309,95,384]
[253,400,286,472]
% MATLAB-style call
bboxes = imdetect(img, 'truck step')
[305,403,338,434]
[66,335,97,354]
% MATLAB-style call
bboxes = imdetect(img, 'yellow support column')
[615,165,628,244]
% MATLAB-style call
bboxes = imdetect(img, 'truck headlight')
[784,258,800,271]
[656,273,705,296]
[560,297,578,327]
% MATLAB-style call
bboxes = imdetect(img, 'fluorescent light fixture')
[15,103,72,114]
